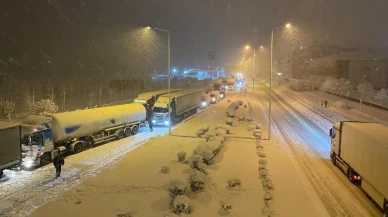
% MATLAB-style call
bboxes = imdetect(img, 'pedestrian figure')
[146,104,154,132]
[53,153,64,178]
[321,101,324,107]
[324,100,328,108]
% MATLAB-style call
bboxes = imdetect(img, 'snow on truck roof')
[135,89,183,100]
[346,122,388,147]
[0,121,19,130]
[156,89,203,103]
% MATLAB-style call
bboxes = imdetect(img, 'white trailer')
[0,122,21,177]
[134,89,183,105]
[20,103,146,168]
[153,89,203,126]
[330,121,388,215]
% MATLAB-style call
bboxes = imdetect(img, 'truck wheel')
[0,170,3,178]
[331,153,336,165]
[131,125,139,135]
[116,130,125,139]
[73,142,84,153]
[124,128,131,137]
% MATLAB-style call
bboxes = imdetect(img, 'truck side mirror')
[329,128,335,138]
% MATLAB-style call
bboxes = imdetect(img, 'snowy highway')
[251,84,382,217]
[0,127,168,216]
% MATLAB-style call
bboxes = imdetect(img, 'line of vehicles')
[1,88,227,177]
[329,121,388,215]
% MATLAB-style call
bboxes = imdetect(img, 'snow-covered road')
[250,84,382,217]
[0,127,169,216]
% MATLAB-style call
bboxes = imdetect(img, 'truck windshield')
[153,107,168,113]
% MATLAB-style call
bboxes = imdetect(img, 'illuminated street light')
[269,22,291,140]
[147,26,172,135]
[173,69,177,73]
[245,45,250,50]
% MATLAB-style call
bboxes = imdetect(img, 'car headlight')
[220,94,224,98]
[201,102,207,106]
[164,121,170,126]
[212,98,215,101]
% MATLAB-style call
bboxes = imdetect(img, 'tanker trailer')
[21,103,146,168]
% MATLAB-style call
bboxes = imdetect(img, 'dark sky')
[0,0,387,78]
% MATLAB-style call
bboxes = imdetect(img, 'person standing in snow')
[146,104,154,132]
[53,153,64,178]
[324,100,328,108]
[321,100,324,107]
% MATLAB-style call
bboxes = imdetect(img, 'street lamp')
[269,23,291,140]
[147,26,172,135]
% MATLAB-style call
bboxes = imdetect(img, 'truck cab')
[209,91,219,104]
[20,116,55,169]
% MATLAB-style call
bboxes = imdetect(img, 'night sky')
[0,0,387,78]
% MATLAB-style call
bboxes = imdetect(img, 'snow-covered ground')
[250,83,381,216]
[1,87,384,217]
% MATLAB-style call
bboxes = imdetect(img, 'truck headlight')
[212,98,215,101]
[164,121,170,126]
[220,94,224,98]
[201,102,207,106]
[152,120,156,124]
[23,160,34,168]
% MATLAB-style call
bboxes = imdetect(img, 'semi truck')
[0,122,22,177]
[20,103,146,168]
[134,89,183,106]
[329,121,388,215]
[153,89,203,126]
[227,77,237,91]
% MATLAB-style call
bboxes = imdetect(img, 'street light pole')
[269,29,274,140]
[150,27,172,135]
[269,23,290,140]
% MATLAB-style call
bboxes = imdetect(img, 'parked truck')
[0,122,22,177]
[20,103,146,168]
[134,89,183,107]
[329,121,388,215]
[153,89,203,126]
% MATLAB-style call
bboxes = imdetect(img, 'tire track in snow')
[251,86,380,217]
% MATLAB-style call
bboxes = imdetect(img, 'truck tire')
[124,128,131,137]
[331,153,337,165]
[73,142,84,153]
[116,130,125,139]
[131,125,138,135]
[0,170,3,178]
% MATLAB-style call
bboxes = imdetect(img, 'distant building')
[308,51,388,89]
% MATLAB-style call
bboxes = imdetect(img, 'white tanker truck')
[21,103,146,168]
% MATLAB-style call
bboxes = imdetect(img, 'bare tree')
[61,85,67,111]
[336,78,353,98]
[22,86,36,114]
[99,85,103,105]
[1,100,16,121]
[109,88,114,102]
[357,81,374,109]
[35,99,59,115]
[375,88,388,106]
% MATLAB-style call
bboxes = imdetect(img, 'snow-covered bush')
[215,128,227,137]
[259,159,267,165]
[227,99,231,103]
[203,130,217,141]
[228,178,241,188]
[357,80,375,108]
[196,124,210,137]
[177,151,186,162]
[375,88,388,106]
[196,162,208,175]
[35,99,58,115]
[167,179,187,198]
[161,166,170,174]
[189,155,204,169]
[214,124,231,134]
[226,109,235,117]
[237,100,243,106]
[238,115,245,121]
[173,195,190,214]
[116,211,134,217]
[222,204,233,211]
[244,104,247,108]
[190,170,206,192]
[0,100,16,121]
[225,117,233,125]
[248,123,261,131]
